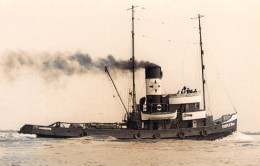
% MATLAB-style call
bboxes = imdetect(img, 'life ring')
[80,131,87,137]
[200,130,208,137]
[153,133,161,139]
[178,132,185,139]
[133,133,141,139]
[157,104,162,111]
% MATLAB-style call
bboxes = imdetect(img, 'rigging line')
[210,77,220,95]
[126,67,133,112]
[204,40,237,113]
[205,46,235,109]
[136,17,193,25]
[136,75,145,101]
[191,17,201,89]
[135,69,140,102]
[195,34,201,90]
[136,72,143,101]
[135,33,199,44]
[127,71,132,113]
[136,19,194,29]
[196,40,201,89]
[124,70,130,111]
[194,42,198,88]
[135,34,173,42]
[182,43,189,86]
[105,66,128,114]
[192,43,200,89]
[203,43,221,95]
[127,69,133,109]
[205,76,212,115]
[136,70,145,102]
[126,71,131,113]
[105,71,127,114]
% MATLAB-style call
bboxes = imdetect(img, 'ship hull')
[19,115,237,140]
[86,120,236,140]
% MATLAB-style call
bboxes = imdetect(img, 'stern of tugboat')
[215,113,237,132]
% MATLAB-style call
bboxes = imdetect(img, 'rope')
[204,74,212,115]
[135,33,198,45]
[181,43,189,86]
[105,67,128,114]
[195,27,201,89]
[203,39,237,113]
[124,70,131,112]
[136,17,194,26]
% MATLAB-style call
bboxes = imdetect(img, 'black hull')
[19,119,237,140]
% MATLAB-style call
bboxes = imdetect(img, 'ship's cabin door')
[153,122,158,130]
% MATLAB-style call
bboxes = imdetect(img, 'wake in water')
[1,130,259,166]
[0,130,259,142]
[0,130,36,142]
[242,131,260,135]
[217,131,254,142]
[83,135,118,141]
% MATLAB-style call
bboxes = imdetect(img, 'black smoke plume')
[1,51,158,80]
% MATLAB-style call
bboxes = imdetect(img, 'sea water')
[0,130,259,166]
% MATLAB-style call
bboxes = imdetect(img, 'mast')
[128,5,138,113]
[198,14,206,111]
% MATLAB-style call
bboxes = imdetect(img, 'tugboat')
[19,6,237,140]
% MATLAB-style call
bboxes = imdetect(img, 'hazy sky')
[0,0,259,131]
